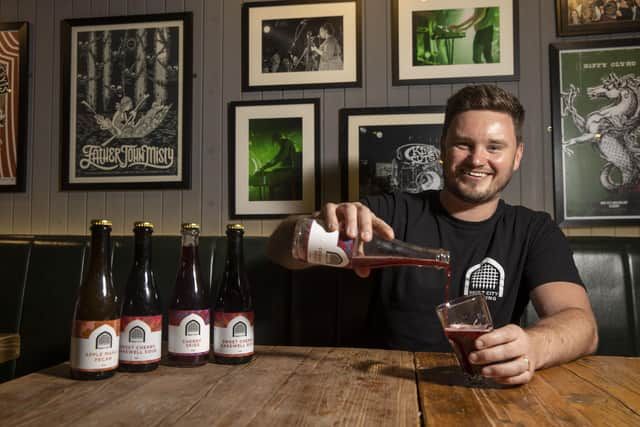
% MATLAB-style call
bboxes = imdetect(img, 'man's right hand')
[320,202,394,278]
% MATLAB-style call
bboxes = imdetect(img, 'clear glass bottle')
[292,217,450,269]
[167,223,210,366]
[70,219,121,380]
[213,224,254,364]
[119,221,162,372]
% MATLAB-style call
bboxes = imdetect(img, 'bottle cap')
[91,219,112,227]
[227,224,244,231]
[181,222,200,231]
[134,221,154,230]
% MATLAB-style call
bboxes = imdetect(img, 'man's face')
[441,110,523,204]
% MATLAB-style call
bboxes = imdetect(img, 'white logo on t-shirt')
[464,257,505,301]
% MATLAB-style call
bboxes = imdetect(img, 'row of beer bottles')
[70,220,253,380]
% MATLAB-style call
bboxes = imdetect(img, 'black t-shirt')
[362,190,583,352]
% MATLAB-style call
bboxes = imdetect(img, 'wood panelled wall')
[0,0,638,236]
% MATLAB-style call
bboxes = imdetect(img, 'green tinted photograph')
[248,117,303,202]
[412,7,500,66]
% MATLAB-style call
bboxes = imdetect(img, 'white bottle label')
[70,320,120,372]
[306,220,352,267]
[119,315,162,363]
[168,309,210,356]
[213,311,254,357]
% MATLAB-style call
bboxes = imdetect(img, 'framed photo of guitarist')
[242,0,361,91]
[392,0,519,85]
[550,38,640,226]
[61,13,192,190]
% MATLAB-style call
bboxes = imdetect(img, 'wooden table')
[0,346,638,426]
[0,346,419,426]
[0,334,20,364]
[416,352,640,426]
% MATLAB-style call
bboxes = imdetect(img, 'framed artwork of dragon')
[61,13,192,190]
[550,38,640,226]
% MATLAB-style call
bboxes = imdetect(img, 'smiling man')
[267,84,598,385]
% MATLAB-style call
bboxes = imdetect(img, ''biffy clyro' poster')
[558,44,640,223]
[66,18,187,187]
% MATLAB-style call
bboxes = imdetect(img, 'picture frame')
[242,0,361,91]
[339,106,445,202]
[0,22,29,192]
[60,13,192,190]
[555,0,640,37]
[228,98,320,219]
[550,38,640,227]
[392,0,519,86]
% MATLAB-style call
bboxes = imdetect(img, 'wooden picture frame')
[550,38,640,226]
[556,0,640,37]
[229,98,320,219]
[0,22,29,192]
[61,13,192,190]
[339,106,445,202]
[242,0,361,91]
[392,0,519,85]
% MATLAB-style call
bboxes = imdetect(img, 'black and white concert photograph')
[243,0,361,91]
[261,16,344,73]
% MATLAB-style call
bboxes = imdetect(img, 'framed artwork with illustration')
[556,0,640,37]
[339,106,445,202]
[61,13,192,190]
[228,99,320,219]
[392,0,519,85]
[0,22,29,192]
[242,0,361,91]
[550,38,640,226]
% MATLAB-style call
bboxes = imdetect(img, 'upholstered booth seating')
[1,235,639,382]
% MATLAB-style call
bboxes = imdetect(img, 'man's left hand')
[468,324,535,385]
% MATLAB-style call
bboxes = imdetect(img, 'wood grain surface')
[0,334,20,364]
[0,346,419,426]
[415,352,640,426]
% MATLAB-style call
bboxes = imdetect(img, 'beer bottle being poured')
[70,219,121,380]
[168,223,210,366]
[213,224,254,364]
[291,217,450,269]
[119,221,162,372]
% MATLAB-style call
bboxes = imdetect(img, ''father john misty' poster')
[67,19,186,187]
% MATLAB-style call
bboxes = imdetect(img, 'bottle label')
[168,309,210,356]
[119,315,162,363]
[306,220,353,267]
[70,319,120,372]
[213,311,254,357]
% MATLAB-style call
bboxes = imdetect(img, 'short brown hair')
[442,84,525,143]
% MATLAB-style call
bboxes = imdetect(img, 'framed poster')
[392,0,519,85]
[228,99,320,219]
[242,0,361,91]
[61,13,192,190]
[556,0,640,37]
[0,22,28,192]
[339,106,445,202]
[550,39,640,227]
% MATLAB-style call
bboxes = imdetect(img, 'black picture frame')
[392,0,519,86]
[228,98,321,219]
[0,22,29,192]
[61,13,192,190]
[556,0,640,37]
[242,0,362,91]
[550,38,640,227]
[339,106,446,202]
